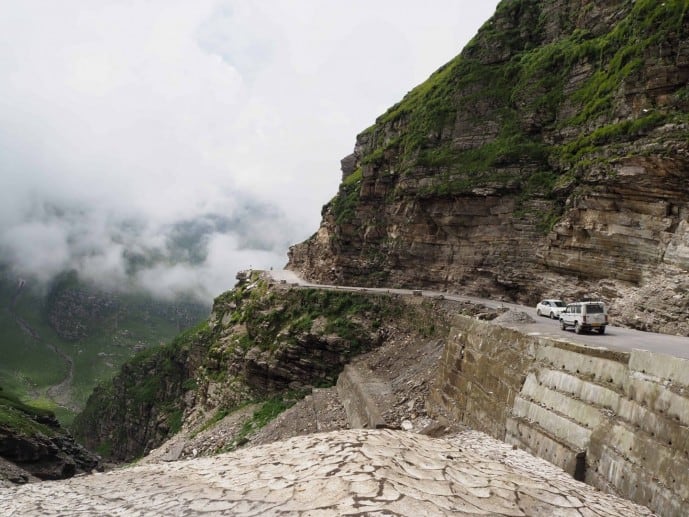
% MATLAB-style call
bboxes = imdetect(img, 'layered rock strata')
[288,0,689,335]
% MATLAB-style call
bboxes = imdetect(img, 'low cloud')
[0,199,292,301]
[0,1,498,301]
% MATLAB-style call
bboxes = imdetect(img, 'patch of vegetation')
[164,407,183,434]
[182,377,198,391]
[556,112,670,163]
[329,180,361,226]
[95,440,113,458]
[223,396,294,452]
[341,167,363,186]
[328,0,687,218]
[0,386,58,437]
[568,0,688,126]
[190,406,234,438]
[233,286,401,356]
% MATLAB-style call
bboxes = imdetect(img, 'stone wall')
[430,315,689,516]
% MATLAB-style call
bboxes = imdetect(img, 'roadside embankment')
[430,312,689,516]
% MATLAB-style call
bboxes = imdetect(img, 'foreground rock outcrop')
[0,429,654,516]
[288,0,689,335]
[0,389,98,485]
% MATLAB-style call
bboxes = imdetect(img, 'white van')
[559,301,608,334]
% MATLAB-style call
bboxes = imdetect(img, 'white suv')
[560,301,608,334]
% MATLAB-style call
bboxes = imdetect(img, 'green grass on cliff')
[0,386,58,437]
[222,396,293,452]
[220,285,400,356]
[0,273,207,427]
[331,180,361,226]
[334,0,689,214]
[364,0,549,183]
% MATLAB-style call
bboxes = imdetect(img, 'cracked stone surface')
[0,429,653,516]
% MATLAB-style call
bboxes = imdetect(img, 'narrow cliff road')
[270,270,689,359]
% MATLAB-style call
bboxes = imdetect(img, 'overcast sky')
[0,0,499,301]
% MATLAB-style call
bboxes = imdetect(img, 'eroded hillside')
[288,0,689,335]
[71,272,428,461]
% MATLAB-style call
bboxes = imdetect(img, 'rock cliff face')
[288,0,689,335]
[45,270,207,342]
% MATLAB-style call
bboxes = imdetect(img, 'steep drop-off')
[72,272,411,461]
[288,0,689,335]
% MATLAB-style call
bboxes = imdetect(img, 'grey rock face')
[288,1,689,335]
[0,425,98,482]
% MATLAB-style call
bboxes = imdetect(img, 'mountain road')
[268,269,689,360]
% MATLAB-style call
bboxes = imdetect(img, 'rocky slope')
[288,0,689,335]
[71,271,422,461]
[0,387,98,485]
[137,293,481,464]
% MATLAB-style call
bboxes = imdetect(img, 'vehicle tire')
[537,309,541,316]
[575,322,582,334]
[560,319,566,330]
[598,326,606,335]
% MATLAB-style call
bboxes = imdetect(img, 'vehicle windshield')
[586,303,604,313]
[554,301,566,307]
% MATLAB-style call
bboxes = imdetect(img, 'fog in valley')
[0,0,498,301]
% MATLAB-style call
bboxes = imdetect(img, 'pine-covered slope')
[288,0,689,335]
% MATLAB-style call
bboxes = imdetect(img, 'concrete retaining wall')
[336,364,391,429]
[430,314,689,516]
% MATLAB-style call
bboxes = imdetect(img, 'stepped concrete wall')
[430,315,689,516]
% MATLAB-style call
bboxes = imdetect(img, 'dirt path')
[45,343,76,410]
